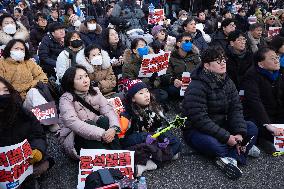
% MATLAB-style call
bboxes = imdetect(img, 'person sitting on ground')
[78,44,117,96]
[13,7,30,30]
[246,23,267,54]
[0,13,29,50]
[56,31,84,83]
[170,10,188,38]
[58,65,121,159]
[182,46,258,180]
[225,30,253,91]
[149,25,168,54]
[47,7,63,25]
[38,22,65,77]
[161,33,200,99]
[79,16,102,47]
[270,35,284,74]
[234,8,249,33]
[119,79,181,177]
[0,76,54,188]
[210,18,236,50]
[241,47,284,154]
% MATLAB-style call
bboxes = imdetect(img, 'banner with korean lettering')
[148,9,164,25]
[0,139,33,189]
[268,27,282,38]
[30,101,58,125]
[273,124,284,152]
[180,72,191,96]
[138,51,170,78]
[107,97,125,116]
[77,150,135,189]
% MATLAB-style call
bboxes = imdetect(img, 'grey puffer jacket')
[182,65,247,143]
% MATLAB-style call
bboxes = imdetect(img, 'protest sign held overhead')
[30,101,58,125]
[138,51,170,78]
[268,27,282,38]
[180,72,191,96]
[77,150,135,189]
[148,9,165,25]
[0,139,33,189]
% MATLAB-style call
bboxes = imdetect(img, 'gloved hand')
[158,138,170,149]
[29,149,43,165]
[146,134,156,145]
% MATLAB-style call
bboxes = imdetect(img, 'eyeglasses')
[182,13,188,16]
[211,57,227,64]
[269,17,276,20]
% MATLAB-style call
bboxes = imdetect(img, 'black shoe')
[216,157,242,180]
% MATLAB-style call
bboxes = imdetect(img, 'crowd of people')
[0,0,284,188]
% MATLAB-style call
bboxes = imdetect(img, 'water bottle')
[137,177,147,189]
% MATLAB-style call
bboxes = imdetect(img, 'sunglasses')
[269,17,275,20]
[183,39,193,43]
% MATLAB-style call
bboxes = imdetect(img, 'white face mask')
[51,0,57,2]
[181,17,187,21]
[47,3,52,7]
[87,23,96,31]
[90,55,103,66]
[73,20,81,27]
[3,24,17,35]
[10,50,25,61]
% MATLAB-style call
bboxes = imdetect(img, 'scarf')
[228,45,247,59]
[65,48,80,67]
[257,66,280,81]
[247,32,260,53]
[203,68,226,84]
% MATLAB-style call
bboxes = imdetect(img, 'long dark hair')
[61,65,97,95]
[2,39,31,60]
[101,28,123,49]
[0,76,22,128]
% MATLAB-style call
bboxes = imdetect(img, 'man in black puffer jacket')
[182,47,258,180]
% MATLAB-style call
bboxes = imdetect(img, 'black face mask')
[70,39,83,48]
[0,94,12,110]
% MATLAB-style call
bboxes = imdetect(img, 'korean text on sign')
[273,124,284,152]
[0,139,33,189]
[77,150,135,189]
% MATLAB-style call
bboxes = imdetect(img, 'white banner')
[273,124,284,152]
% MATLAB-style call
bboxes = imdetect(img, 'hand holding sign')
[271,124,284,153]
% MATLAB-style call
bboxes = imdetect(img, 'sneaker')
[135,160,157,177]
[216,157,242,180]
[248,145,260,158]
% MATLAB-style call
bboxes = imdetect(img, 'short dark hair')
[182,17,196,28]
[61,65,97,95]
[84,44,101,58]
[222,9,231,16]
[221,18,235,28]
[176,32,192,43]
[48,22,65,32]
[3,39,30,60]
[201,46,225,64]
[105,4,113,13]
[249,23,263,31]
[196,10,205,17]
[270,36,284,53]
[130,38,147,51]
[227,30,245,42]
[64,31,81,47]
[0,13,16,27]
[254,47,274,64]
[34,12,47,22]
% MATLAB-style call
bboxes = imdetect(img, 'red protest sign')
[180,72,191,96]
[30,101,58,125]
[273,125,284,152]
[268,27,282,38]
[148,9,164,25]
[0,139,33,189]
[78,150,135,189]
[138,51,170,78]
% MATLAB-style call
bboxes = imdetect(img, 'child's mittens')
[158,138,170,149]
[146,135,156,145]
[29,149,43,165]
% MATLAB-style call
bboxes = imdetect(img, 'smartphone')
[98,169,115,185]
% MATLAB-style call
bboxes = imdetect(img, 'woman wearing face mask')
[0,76,54,188]
[58,65,121,159]
[161,33,201,99]
[0,39,51,112]
[0,13,29,49]
[56,31,85,83]
[79,16,102,47]
[78,44,117,96]
[122,38,168,105]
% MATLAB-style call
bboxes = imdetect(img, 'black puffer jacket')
[0,107,47,156]
[241,66,284,126]
[210,30,228,50]
[182,65,247,143]
[38,34,65,77]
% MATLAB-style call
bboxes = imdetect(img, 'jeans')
[183,121,258,165]
[120,131,181,155]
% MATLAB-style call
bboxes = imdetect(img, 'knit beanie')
[125,79,147,99]
[151,25,165,37]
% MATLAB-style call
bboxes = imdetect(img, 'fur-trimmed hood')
[123,47,155,65]
[79,22,102,34]
[76,49,111,73]
[0,22,29,45]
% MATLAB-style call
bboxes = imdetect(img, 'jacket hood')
[79,23,102,34]
[0,22,29,45]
